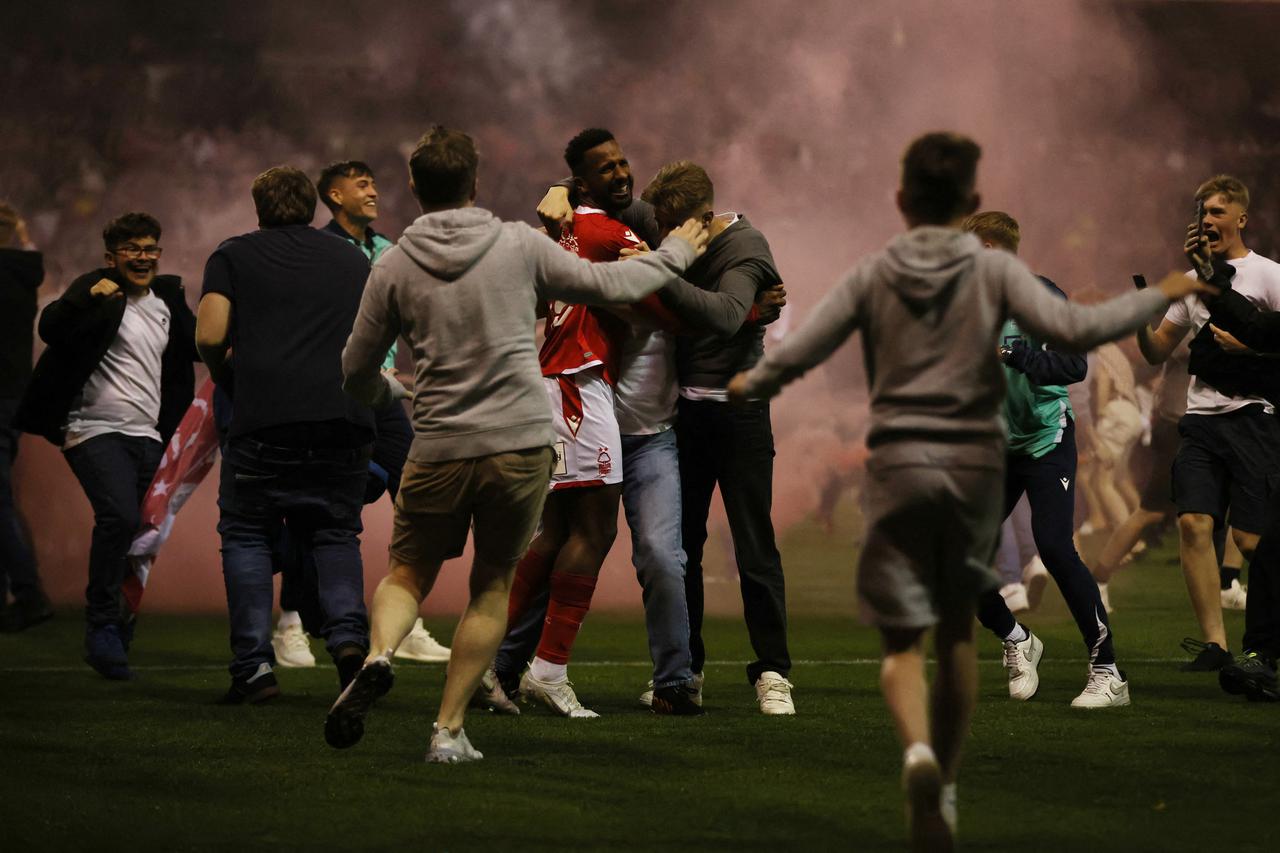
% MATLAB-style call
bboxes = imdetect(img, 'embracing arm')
[1204,288,1280,354]
[342,267,404,409]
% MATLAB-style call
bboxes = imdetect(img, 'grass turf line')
[1,529,1277,851]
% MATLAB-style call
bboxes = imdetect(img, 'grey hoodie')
[342,206,696,463]
[739,226,1169,467]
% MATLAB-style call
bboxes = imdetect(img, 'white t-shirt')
[64,290,171,449]
[1164,251,1280,416]
[614,329,678,436]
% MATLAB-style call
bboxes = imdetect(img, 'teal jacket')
[326,220,397,370]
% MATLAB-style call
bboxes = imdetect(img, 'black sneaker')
[651,684,706,716]
[325,656,394,749]
[0,592,54,632]
[1219,652,1278,702]
[1179,638,1232,672]
[84,624,134,680]
[334,644,367,690]
[217,663,280,705]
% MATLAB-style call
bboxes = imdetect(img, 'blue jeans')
[217,437,370,680]
[64,432,162,628]
[621,430,694,688]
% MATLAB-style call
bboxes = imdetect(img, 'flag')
[123,380,219,614]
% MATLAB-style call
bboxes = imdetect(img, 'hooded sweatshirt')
[341,206,696,463]
[738,227,1169,468]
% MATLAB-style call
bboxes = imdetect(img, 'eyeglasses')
[114,244,163,259]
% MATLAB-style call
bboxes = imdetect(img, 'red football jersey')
[539,207,643,382]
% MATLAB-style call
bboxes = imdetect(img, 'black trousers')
[676,397,790,684]
[977,420,1116,666]
[64,433,162,629]
[1242,477,1280,660]
[0,398,41,604]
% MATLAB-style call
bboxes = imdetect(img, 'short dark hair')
[317,160,375,212]
[409,126,479,207]
[899,132,982,225]
[962,210,1020,253]
[564,128,615,174]
[252,167,317,227]
[102,212,162,251]
[641,161,715,220]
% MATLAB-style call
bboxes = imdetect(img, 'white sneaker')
[471,667,520,715]
[271,623,316,668]
[1097,581,1114,615]
[1002,630,1043,701]
[639,672,704,708]
[394,618,452,663]
[1071,667,1131,709]
[1022,556,1050,611]
[520,670,599,718]
[902,743,954,852]
[755,671,795,715]
[426,723,483,763]
[999,582,1030,613]
[1221,579,1248,611]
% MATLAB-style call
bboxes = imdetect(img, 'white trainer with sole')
[902,742,954,852]
[426,724,483,763]
[1220,579,1248,611]
[1071,668,1131,709]
[471,667,520,715]
[394,618,452,663]
[1003,631,1043,701]
[1022,556,1050,611]
[755,671,795,715]
[271,623,316,668]
[520,671,599,718]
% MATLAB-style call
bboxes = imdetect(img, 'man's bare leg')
[1094,508,1164,583]
[436,556,519,733]
[931,611,977,785]
[1179,512,1227,648]
[368,556,443,659]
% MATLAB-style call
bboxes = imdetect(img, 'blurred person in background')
[0,202,52,632]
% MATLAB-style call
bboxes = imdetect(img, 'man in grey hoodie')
[728,132,1210,849]
[326,126,707,763]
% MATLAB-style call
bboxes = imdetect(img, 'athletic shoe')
[1071,667,1131,708]
[902,743,954,852]
[1179,638,1232,672]
[651,684,706,716]
[0,591,53,632]
[394,618,452,663]
[639,672,705,708]
[84,624,133,681]
[1078,521,1097,536]
[1022,556,1050,611]
[755,671,796,715]
[217,662,279,705]
[426,723,483,763]
[1002,630,1043,700]
[999,583,1030,613]
[471,667,521,715]
[519,671,599,718]
[1097,581,1113,615]
[271,623,316,668]
[1220,579,1248,611]
[1218,652,1278,702]
[324,656,394,748]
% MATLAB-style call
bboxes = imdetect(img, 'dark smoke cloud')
[5,0,1279,613]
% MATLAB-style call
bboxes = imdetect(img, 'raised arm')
[729,263,868,401]
[658,260,765,338]
[529,220,705,305]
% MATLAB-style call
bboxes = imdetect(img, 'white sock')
[1004,623,1029,644]
[903,741,936,767]
[1093,663,1121,679]
[530,656,567,683]
[277,610,302,631]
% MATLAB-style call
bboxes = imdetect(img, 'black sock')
[1220,566,1242,590]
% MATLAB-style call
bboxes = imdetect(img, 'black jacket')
[1187,260,1280,406]
[0,248,44,399]
[1002,276,1089,386]
[15,268,199,446]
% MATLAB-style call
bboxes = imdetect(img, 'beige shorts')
[390,446,555,568]
[857,459,1003,629]
[1095,398,1144,464]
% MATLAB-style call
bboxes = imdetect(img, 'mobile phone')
[1195,198,1206,249]
[1132,274,1147,290]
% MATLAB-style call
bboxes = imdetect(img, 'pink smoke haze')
[9,1,1278,616]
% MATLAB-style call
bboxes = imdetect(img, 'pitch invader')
[502,129,648,717]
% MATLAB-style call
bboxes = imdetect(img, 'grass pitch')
[2,524,1277,852]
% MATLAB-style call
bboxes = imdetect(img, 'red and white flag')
[124,380,220,614]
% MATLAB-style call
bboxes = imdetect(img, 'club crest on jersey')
[597,447,612,478]
[559,232,580,253]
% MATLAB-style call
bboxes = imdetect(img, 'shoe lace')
[761,677,793,699]
[1081,669,1109,695]
[1002,640,1024,673]
[551,680,587,712]
[283,628,309,652]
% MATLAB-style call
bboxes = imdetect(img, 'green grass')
[2,522,1277,852]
